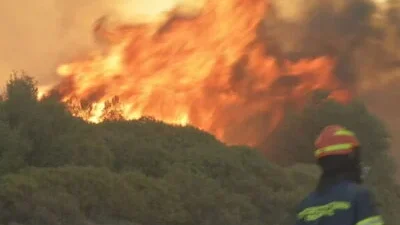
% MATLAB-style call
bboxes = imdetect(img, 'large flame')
[51,0,350,147]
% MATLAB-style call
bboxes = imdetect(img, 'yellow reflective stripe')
[315,143,353,157]
[297,201,351,222]
[334,129,355,136]
[356,216,384,225]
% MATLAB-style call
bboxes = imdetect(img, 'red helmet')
[314,125,360,159]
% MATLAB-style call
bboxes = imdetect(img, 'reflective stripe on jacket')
[295,181,384,225]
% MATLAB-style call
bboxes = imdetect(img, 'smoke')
[0,0,107,86]
[0,0,189,88]
[4,0,397,95]
[261,0,400,92]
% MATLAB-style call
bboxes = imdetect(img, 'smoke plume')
[262,0,400,92]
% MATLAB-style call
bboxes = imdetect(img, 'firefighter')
[295,125,384,225]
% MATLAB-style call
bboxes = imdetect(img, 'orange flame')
[51,0,351,147]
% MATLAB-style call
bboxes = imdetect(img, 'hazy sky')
[0,0,187,88]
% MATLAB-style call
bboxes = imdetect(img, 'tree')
[266,91,391,168]
[101,96,125,122]
[3,71,39,129]
[0,121,31,175]
[0,74,397,225]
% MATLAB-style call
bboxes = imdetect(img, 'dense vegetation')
[0,73,398,225]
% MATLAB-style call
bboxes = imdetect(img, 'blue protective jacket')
[295,181,384,225]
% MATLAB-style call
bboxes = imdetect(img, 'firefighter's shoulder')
[343,182,376,201]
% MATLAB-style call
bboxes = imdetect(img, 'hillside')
[0,74,398,225]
